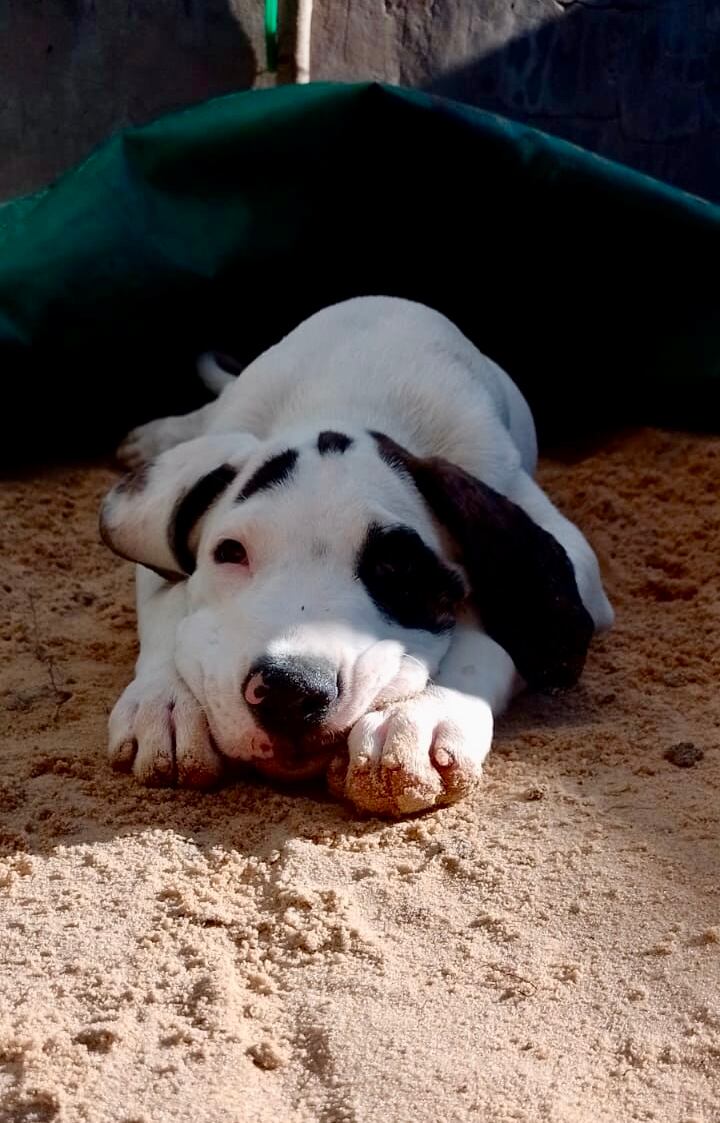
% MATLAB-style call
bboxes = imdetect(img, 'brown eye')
[213,539,248,565]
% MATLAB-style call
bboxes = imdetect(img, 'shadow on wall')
[424,1,720,203]
[0,0,258,200]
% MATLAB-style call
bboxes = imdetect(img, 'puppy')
[100,297,613,816]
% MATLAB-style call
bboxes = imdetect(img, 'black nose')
[243,656,339,737]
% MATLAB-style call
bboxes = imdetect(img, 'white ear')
[99,433,260,578]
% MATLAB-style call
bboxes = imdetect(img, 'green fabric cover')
[1,81,719,466]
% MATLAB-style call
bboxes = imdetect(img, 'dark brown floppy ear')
[372,433,594,692]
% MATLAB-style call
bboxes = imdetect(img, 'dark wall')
[3,2,718,204]
[312,0,720,203]
[0,0,259,201]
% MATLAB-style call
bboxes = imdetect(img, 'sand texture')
[1,428,719,1123]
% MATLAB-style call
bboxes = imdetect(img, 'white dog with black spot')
[100,297,613,816]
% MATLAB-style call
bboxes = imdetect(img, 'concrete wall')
[2,1,719,203]
[312,0,720,203]
[0,0,261,200]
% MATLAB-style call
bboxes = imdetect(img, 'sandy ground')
[1,428,719,1123]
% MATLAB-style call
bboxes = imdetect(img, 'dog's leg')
[117,400,219,469]
[116,352,241,467]
[508,470,614,633]
[435,621,520,711]
[108,566,224,787]
[333,624,518,817]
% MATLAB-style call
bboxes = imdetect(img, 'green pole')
[265,0,279,72]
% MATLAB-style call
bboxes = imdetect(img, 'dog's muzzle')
[244,655,339,737]
[242,655,343,779]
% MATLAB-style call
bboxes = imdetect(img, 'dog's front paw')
[329,688,493,817]
[108,668,223,788]
[116,417,192,469]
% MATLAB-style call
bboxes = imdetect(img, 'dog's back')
[207,297,538,492]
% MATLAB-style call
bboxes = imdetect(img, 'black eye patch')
[356,524,465,634]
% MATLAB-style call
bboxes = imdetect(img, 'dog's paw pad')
[109,738,137,772]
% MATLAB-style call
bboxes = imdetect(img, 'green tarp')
[1,81,719,466]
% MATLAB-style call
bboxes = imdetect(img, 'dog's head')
[100,428,593,780]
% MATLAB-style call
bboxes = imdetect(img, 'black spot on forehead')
[237,449,299,501]
[317,431,353,455]
[356,523,465,634]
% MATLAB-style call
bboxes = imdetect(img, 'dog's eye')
[213,539,248,565]
[357,524,465,634]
